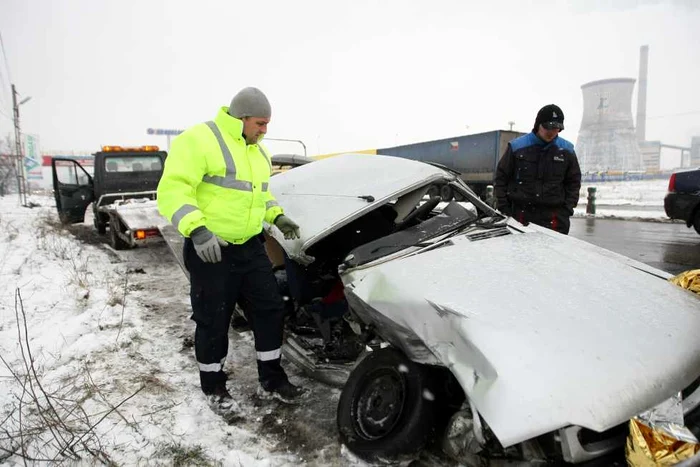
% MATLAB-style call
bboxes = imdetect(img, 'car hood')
[265,154,452,263]
[343,227,700,447]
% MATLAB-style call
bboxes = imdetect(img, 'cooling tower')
[575,78,643,172]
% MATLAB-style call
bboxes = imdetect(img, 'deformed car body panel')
[342,227,700,448]
[265,153,453,263]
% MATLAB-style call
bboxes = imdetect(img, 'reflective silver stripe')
[257,145,272,173]
[261,182,269,192]
[172,204,199,230]
[205,121,236,177]
[265,200,279,210]
[256,349,281,361]
[198,361,222,372]
[202,175,253,191]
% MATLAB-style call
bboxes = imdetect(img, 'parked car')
[258,153,700,465]
[664,167,700,235]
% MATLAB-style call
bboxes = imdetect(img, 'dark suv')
[664,167,700,235]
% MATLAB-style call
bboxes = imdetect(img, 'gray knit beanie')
[228,87,271,119]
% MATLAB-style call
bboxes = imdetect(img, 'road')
[569,217,700,275]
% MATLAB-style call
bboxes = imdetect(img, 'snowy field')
[0,194,382,467]
[573,177,672,220]
[0,178,677,465]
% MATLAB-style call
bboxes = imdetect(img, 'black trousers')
[512,204,572,235]
[183,236,288,393]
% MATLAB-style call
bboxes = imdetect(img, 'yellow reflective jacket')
[157,107,284,244]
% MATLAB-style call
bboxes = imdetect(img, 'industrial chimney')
[636,45,649,142]
[575,78,644,172]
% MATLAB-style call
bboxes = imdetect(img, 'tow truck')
[52,145,168,250]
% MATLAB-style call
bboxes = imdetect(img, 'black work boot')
[257,380,309,404]
[204,383,240,420]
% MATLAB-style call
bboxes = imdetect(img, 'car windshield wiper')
[369,242,432,254]
[280,193,375,203]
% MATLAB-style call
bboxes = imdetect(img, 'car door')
[51,157,95,224]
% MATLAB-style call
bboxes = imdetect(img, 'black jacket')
[494,132,581,215]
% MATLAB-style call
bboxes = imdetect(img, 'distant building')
[692,137,700,167]
[639,141,661,171]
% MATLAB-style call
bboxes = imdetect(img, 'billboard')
[24,134,42,180]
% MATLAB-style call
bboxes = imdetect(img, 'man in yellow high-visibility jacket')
[157,87,306,412]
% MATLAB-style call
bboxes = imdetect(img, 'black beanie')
[533,104,564,132]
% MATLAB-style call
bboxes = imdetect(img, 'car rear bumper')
[664,193,699,224]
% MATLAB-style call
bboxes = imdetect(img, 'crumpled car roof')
[266,153,452,260]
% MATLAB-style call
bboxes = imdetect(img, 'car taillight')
[668,173,676,192]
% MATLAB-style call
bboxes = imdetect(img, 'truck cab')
[52,145,167,243]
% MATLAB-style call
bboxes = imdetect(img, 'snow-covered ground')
[573,178,672,221]
[0,179,676,466]
[0,194,380,467]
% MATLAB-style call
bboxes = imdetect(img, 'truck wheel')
[109,217,129,250]
[693,210,700,235]
[94,217,107,235]
[337,347,437,463]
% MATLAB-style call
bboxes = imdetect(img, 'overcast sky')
[0,0,698,166]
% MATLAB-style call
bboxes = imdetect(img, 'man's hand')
[274,215,301,240]
[191,226,228,263]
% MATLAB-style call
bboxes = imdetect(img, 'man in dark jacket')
[494,104,581,234]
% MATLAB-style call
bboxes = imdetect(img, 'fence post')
[586,187,597,215]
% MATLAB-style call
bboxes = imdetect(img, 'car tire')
[337,347,437,463]
[693,209,700,235]
[109,216,129,250]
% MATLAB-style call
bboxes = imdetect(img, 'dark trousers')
[283,254,347,320]
[512,204,572,235]
[183,236,289,393]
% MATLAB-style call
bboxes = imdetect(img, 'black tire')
[94,216,107,235]
[337,347,437,463]
[693,209,700,235]
[109,216,129,250]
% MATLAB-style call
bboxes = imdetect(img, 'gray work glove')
[274,215,301,240]
[191,226,228,263]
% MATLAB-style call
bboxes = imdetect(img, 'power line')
[0,31,11,117]
[0,30,12,84]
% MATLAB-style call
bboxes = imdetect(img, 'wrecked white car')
[259,154,700,465]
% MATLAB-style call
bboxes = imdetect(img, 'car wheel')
[337,347,437,463]
[109,216,129,250]
[693,209,700,235]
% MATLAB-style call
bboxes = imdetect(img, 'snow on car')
[261,153,700,465]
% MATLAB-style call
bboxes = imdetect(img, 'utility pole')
[12,84,30,206]
[508,121,515,131]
